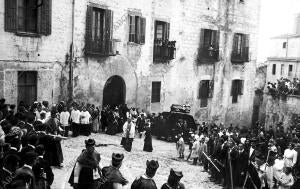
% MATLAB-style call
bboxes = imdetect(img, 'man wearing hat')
[161,168,185,189]
[101,153,128,189]
[69,139,102,189]
[131,160,159,189]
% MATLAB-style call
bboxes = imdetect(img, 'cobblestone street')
[52,133,222,189]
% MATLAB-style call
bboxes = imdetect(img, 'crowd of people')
[175,122,300,189]
[2,97,300,189]
[68,138,185,189]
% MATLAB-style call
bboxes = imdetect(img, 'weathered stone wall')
[0,0,72,104]
[265,95,300,131]
[0,0,261,127]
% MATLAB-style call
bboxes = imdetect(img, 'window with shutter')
[85,5,114,56]
[128,15,146,44]
[153,20,176,62]
[18,71,37,106]
[5,0,51,36]
[231,79,243,103]
[231,33,250,63]
[151,82,161,103]
[199,80,212,108]
[198,29,220,63]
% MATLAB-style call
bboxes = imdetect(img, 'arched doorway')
[103,75,126,107]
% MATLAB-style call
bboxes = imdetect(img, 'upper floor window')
[5,0,52,36]
[85,5,114,56]
[128,15,146,44]
[231,80,244,103]
[198,80,214,107]
[153,20,176,62]
[198,29,220,64]
[283,42,287,48]
[231,33,250,63]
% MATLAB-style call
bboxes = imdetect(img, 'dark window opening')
[5,0,52,35]
[198,29,220,63]
[272,64,276,75]
[281,64,284,75]
[151,82,161,103]
[18,71,37,106]
[231,33,249,63]
[283,42,287,48]
[198,80,214,107]
[18,0,38,33]
[288,65,293,76]
[231,80,244,103]
[128,15,146,44]
[153,21,176,62]
[85,6,114,56]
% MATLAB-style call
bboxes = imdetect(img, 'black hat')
[42,101,49,108]
[112,153,124,167]
[146,160,159,171]
[85,139,96,146]
[169,168,183,181]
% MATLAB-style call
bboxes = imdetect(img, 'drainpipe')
[69,0,75,102]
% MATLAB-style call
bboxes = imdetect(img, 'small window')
[281,64,284,75]
[198,80,214,107]
[151,82,161,103]
[272,64,276,75]
[231,80,244,103]
[283,42,287,49]
[288,65,293,76]
[128,15,146,44]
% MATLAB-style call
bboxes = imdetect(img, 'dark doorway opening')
[103,75,126,107]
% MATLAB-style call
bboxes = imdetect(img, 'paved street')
[52,133,222,189]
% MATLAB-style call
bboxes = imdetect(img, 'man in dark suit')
[33,145,54,189]
[19,134,37,166]
[4,137,21,159]
[0,154,20,188]
[14,152,37,189]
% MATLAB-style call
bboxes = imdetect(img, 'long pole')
[228,148,234,189]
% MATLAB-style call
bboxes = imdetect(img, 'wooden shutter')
[243,34,250,61]
[199,80,209,99]
[104,9,113,55]
[85,6,93,54]
[165,22,170,40]
[128,15,135,42]
[232,33,238,54]
[135,16,141,44]
[239,80,244,95]
[208,80,214,98]
[140,17,146,44]
[5,0,17,32]
[40,0,52,35]
[215,30,220,60]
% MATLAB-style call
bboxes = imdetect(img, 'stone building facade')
[263,14,300,130]
[0,0,261,127]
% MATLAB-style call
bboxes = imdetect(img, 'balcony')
[197,46,219,64]
[231,47,249,63]
[153,39,176,62]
